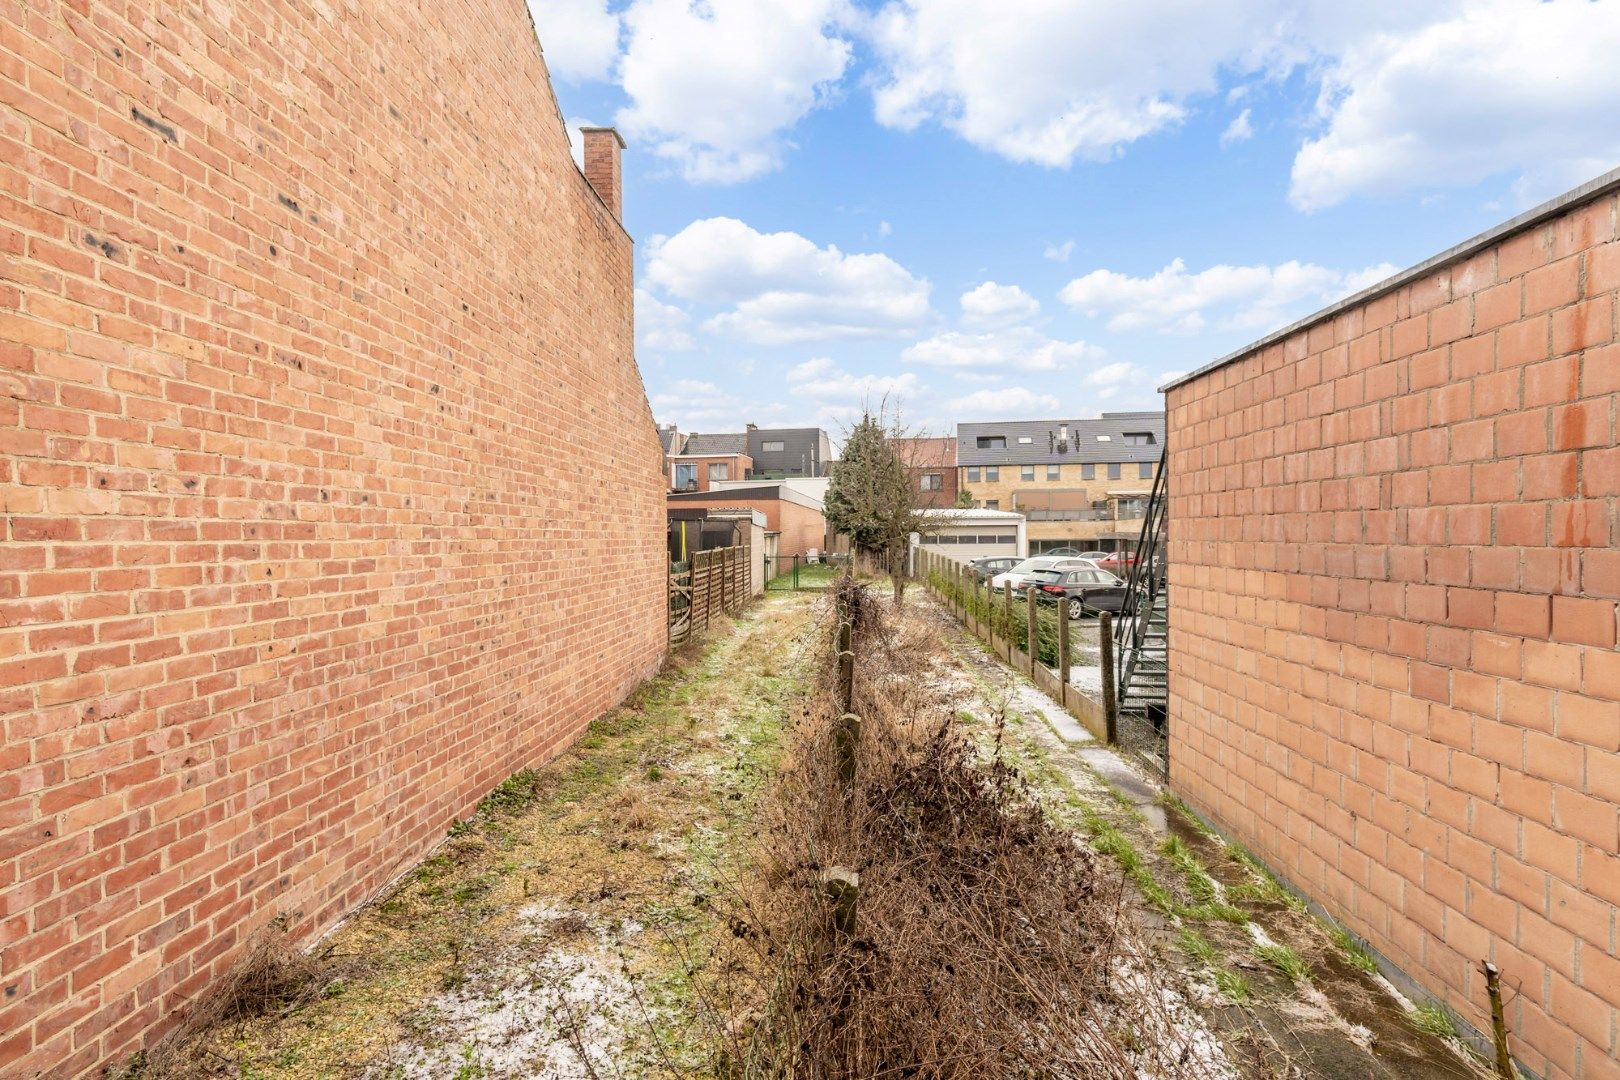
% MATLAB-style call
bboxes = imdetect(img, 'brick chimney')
[580,127,625,219]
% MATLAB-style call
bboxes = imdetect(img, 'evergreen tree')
[825,409,925,598]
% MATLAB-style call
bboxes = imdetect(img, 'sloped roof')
[956,411,1165,466]
[681,431,749,455]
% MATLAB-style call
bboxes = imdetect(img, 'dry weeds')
[698,576,1229,1078]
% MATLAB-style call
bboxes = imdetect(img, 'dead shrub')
[697,579,1223,1078]
[123,917,352,1078]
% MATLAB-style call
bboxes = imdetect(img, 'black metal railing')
[1114,447,1169,771]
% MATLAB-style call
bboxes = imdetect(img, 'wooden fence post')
[835,712,861,793]
[1058,608,1071,708]
[822,867,859,940]
[1001,580,1012,661]
[1026,590,1039,674]
[838,648,855,715]
[1099,610,1118,744]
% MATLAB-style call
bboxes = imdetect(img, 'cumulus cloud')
[865,0,1341,167]
[946,385,1063,419]
[616,0,853,182]
[1219,108,1253,148]
[1060,256,1398,335]
[902,326,1102,372]
[1290,0,1620,210]
[528,0,621,83]
[636,288,694,353]
[787,357,920,402]
[960,282,1039,328]
[644,217,932,344]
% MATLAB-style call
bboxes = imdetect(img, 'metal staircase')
[1114,447,1169,772]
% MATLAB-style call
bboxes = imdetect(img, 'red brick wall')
[0,2,666,1074]
[1167,188,1619,1078]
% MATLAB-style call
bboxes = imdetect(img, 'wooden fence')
[669,545,750,646]
[913,545,1112,742]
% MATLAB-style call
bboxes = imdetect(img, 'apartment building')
[746,424,834,477]
[668,432,753,491]
[956,412,1165,554]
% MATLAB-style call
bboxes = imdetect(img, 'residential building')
[667,480,831,559]
[911,508,1028,560]
[1164,168,1620,1078]
[667,431,752,492]
[892,435,960,508]
[746,424,834,477]
[956,412,1165,553]
[0,4,664,1074]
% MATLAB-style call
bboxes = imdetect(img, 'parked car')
[1031,565,1129,619]
[988,556,1092,592]
[1095,551,1138,576]
[1069,550,1110,562]
[1040,546,1083,556]
[964,555,1021,583]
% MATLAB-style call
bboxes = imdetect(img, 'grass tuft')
[1254,942,1310,983]
[1213,969,1251,1003]
[1329,924,1379,974]
[1410,1000,1458,1039]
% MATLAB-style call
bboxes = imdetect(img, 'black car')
[1030,566,1129,619]
[965,555,1021,583]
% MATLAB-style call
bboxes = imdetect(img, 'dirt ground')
[145,587,1494,1079]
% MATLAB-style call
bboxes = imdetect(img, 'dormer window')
[976,436,1006,449]
[1123,432,1156,446]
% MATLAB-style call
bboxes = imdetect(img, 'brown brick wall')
[666,494,828,559]
[0,2,666,1074]
[1167,189,1619,1077]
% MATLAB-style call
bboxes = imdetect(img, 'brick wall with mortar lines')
[1166,188,1619,1078]
[0,2,667,1074]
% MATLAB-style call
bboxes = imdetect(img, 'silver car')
[988,556,1092,593]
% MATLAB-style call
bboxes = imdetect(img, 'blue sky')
[530,0,1620,438]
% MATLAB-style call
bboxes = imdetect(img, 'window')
[985,467,999,482]
[967,466,981,483]
[674,463,697,489]
[1139,462,1153,479]
[1017,436,1034,444]
[1020,465,1035,481]
[1108,463,1122,480]
[1124,432,1156,446]
[976,436,1006,449]
[920,473,943,491]
[1082,463,1095,480]
[1047,464,1060,481]
[761,440,785,452]
[1095,434,1112,442]
[709,463,729,482]
[985,499,1000,510]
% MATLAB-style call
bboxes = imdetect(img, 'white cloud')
[644,217,932,344]
[866,0,1341,167]
[528,0,620,83]
[1219,108,1253,148]
[902,326,1101,372]
[564,117,597,169]
[787,357,920,403]
[1060,256,1399,335]
[1290,0,1620,210]
[616,0,852,183]
[636,288,694,353]
[879,220,894,236]
[946,386,1062,419]
[1043,240,1076,263]
[960,282,1039,328]
[1085,361,1139,387]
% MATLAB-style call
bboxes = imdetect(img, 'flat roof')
[1160,164,1620,394]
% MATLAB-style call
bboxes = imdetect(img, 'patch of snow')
[376,913,643,1080]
